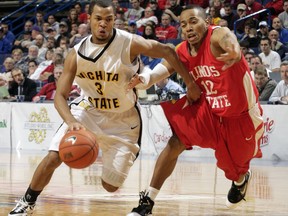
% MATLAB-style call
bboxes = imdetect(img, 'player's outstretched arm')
[213,27,242,71]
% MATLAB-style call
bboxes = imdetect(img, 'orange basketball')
[59,129,99,169]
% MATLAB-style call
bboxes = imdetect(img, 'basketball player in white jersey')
[8,1,201,215]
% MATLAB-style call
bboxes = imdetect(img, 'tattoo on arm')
[219,33,231,48]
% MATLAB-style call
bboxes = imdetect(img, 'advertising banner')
[0,103,11,148]
[11,103,62,150]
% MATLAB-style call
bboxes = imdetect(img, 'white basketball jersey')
[74,29,140,113]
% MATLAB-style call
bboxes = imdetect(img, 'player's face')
[180,9,208,46]
[88,5,115,44]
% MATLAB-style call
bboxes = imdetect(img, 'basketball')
[59,129,99,169]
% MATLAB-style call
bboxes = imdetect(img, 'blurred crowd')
[0,0,287,103]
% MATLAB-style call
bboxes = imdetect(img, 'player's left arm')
[212,27,242,70]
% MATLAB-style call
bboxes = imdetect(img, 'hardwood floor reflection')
[0,148,288,216]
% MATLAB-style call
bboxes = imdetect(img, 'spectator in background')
[269,61,288,103]
[136,6,158,34]
[155,77,185,100]
[47,14,60,34]
[254,65,277,101]
[245,0,263,18]
[142,23,158,40]
[27,59,38,79]
[1,57,15,74]
[157,0,167,10]
[125,0,144,21]
[13,30,32,53]
[58,37,70,58]
[127,20,141,35]
[11,48,24,64]
[42,22,51,38]
[269,29,288,61]
[46,26,57,39]
[156,13,178,42]
[0,27,12,54]
[218,18,228,27]
[149,0,163,23]
[70,23,79,36]
[163,0,183,25]
[259,37,281,73]
[232,4,247,38]
[244,51,255,70]
[250,54,272,79]
[212,0,225,17]
[272,17,288,45]
[29,49,56,82]
[44,36,56,51]
[116,7,127,21]
[15,45,41,76]
[63,8,80,33]
[31,26,42,42]
[8,67,37,101]
[34,34,47,62]
[186,0,209,10]
[32,65,79,102]
[114,19,126,30]
[78,3,90,24]
[240,20,260,49]
[240,40,255,56]
[56,21,71,47]
[34,11,45,31]
[257,21,270,39]
[73,2,82,16]
[265,0,284,19]
[69,23,89,48]
[221,2,235,30]
[278,0,288,29]
[208,6,221,26]
[1,22,15,48]
[14,20,33,46]
[1,57,14,88]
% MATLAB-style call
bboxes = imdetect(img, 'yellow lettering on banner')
[88,97,120,110]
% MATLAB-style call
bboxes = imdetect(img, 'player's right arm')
[54,49,85,131]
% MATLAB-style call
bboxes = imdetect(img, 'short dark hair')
[181,4,207,20]
[89,0,115,15]
[260,37,271,46]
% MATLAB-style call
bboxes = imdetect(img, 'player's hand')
[66,121,86,132]
[216,44,241,71]
[185,81,202,104]
[126,73,142,92]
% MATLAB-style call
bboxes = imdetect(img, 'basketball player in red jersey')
[127,4,264,215]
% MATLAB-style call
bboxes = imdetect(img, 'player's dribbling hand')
[67,121,86,132]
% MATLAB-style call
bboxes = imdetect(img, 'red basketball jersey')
[176,26,260,117]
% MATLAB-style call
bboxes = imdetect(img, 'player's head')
[88,0,116,43]
[180,5,209,46]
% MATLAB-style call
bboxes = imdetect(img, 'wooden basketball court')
[0,148,287,216]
